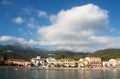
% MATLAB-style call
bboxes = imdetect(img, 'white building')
[85,57,102,67]
[103,58,120,68]
[78,57,102,68]
[31,56,47,67]
[46,57,57,68]
[58,58,76,67]
[78,58,89,68]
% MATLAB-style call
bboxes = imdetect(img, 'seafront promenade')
[0,66,120,71]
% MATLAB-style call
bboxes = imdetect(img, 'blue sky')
[0,0,120,52]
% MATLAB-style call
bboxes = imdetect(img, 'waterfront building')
[0,56,4,65]
[78,58,89,68]
[78,57,102,68]
[85,57,102,68]
[102,61,110,67]
[58,58,76,67]
[31,56,47,67]
[7,59,30,66]
[103,58,120,68]
[46,57,57,68]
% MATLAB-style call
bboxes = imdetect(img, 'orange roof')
[86,57,101,58]
[8,59,27,62]
[113,58,120,61]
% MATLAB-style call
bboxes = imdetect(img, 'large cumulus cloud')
[1,4,120,52]
[38,4,120,52]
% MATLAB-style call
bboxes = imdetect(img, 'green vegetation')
[56,54,67,59]
[54,50,88,60]
[89,49,120,61]
[0,44,88,60]
[1,44,120,61]
[0,44,49,60]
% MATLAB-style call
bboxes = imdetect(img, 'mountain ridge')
[1,44,120,61]
[0,44,88,60]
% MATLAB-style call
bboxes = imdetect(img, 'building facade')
[58,58,76,67]
[46,57,58,68]
[78,58,89,68]
[103,58,120,68]
[78,57,102,68]
[0,56,4,65]
[85,57,102,67]
[7,59,30,66]
[31,56,47,68]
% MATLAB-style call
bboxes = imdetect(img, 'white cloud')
[38,10,48,18]
[0,36,25,43]
[23,8,48,18]
[27,23,35,29]
[38,4,119,52]
[26,39,38,45]
[1,4,120,52]
[50,15,57,23]
[27,17,36,29]
[18,28,27,35]
[0,36,13,42]
[27,17,39,29]
[13,17,23,24]
[0,36,38,46]
[23,8,33,15]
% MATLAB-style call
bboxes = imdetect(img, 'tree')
[56,54,67,59]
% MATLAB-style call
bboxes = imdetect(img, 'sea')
[0,68,120,79]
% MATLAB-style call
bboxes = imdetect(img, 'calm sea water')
[0,68,120,79]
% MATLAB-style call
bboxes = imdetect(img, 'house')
[31,56,47,68]
[0,56,4,65]
[103,58,120,68]
[7,58,30,66]
[58,58,76,67]
[78,57,102,68]
[46,57,57,68]
[78,58,89,68]
[102,61,110,67]
[85,57,102,68]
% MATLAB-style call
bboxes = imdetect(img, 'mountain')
[50,50,89,60]
[89,48,120,60]
[0,44,89,60]
[1,44,120,61]
[0,44,49,60]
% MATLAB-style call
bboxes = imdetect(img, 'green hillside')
[0,45,49,60]
[52,50,89,60]
[89,49,120,60]
[2,44,120,61]
[0,44,88,60]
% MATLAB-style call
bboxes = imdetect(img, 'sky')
[0,0,120,52]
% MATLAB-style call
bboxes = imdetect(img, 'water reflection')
[44,69,120,79]
[1,69,120,79]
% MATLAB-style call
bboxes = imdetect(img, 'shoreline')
[0,66,120,70]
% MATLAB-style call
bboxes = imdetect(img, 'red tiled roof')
[113,58,120,61]
[8,59,27,62]
[86,57,101,58]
